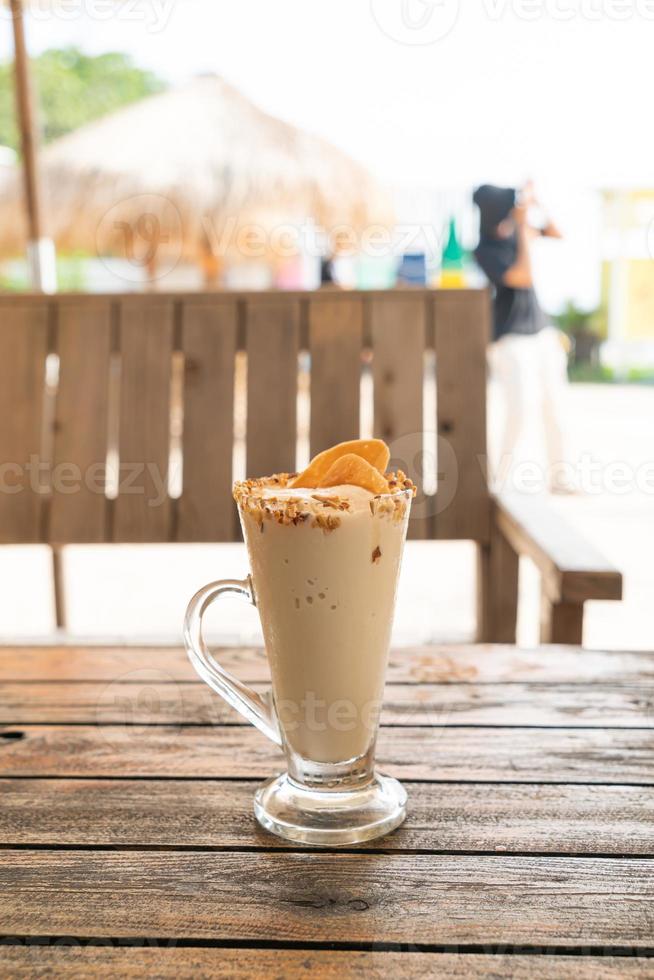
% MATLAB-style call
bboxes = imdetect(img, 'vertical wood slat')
[177,301,237,542]
[309,297,362,455]
[49,303,111,543]
[113,301,174,542]
[246,299,299,478]
[371,295,426,540]
[0,304,49,543]
[0,289,492,549]
[434,290,491,543]
[477,517,519,643]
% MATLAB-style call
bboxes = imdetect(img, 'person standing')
[473,183,575,494]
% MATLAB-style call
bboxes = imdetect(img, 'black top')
[474,235,546,342]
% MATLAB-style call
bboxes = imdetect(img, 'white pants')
[489,326,571,491]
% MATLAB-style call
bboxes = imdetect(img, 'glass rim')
[232,480,414,502]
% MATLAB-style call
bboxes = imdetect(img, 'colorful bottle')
[438,217,467,288]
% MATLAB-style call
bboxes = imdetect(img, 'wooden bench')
[0,288,621,641]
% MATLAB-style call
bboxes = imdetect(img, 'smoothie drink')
[185,438,415,844]
[236,479,411,764]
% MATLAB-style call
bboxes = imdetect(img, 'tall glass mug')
[183,479,412,845]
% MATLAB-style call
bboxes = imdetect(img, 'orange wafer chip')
[317,454,389,494]
[290,439,390,489]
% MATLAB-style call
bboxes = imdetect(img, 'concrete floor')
[533,382,654,651]
[1,382,652,651]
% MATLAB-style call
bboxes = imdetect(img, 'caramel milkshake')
[234,441,414,765]
[185,439,415,844]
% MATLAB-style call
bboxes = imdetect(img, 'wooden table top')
[0,642,652,978]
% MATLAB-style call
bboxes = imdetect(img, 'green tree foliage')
[0,47,164,151]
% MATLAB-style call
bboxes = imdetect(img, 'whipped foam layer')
[258,483,375,513]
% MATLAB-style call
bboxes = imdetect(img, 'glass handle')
[183,576,281,746]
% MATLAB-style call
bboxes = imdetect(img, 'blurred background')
[1,0,653,647]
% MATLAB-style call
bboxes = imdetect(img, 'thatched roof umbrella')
[0,75,392,285]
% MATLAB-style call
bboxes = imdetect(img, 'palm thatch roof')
[0,75,392,262]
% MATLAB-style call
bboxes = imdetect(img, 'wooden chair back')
[0,289,490,549]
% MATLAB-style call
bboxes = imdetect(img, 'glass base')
[254,771,407,846]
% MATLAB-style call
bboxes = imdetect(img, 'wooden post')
[10,0,56,292]
[477,519,519,643]
[540,593,584,645]
[52,547,66,630]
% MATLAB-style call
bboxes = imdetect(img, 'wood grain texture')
[541,596,585,646]
[0,636,652,964]
[177,301,237,542]
[49,302,111,543]
[495,493,622,604]
[2,681,651,728]
[0,644,652,685]
[0,948,650,980]
[433,290,490,543]
[2,850,653,948]
[371,295,426,540]
[113,301,174,542]
[1,725,652,783]
[0,304,48,543]
[245,299,299,477]
[477,520,519,643]
[309,297,362,454]
[2,779,652,855]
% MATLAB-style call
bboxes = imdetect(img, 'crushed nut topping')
[312,494,351,511]
[233,470,415,532]
[385,469,417,496]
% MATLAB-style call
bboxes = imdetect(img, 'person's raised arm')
[541,217,563,239]
[502,204,533,288]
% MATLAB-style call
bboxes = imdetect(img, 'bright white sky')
[3,0,653,188]
[2,0,653,308]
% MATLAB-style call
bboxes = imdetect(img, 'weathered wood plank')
[0,304,49,543]
[177,301,237,542]
[49,302,111,543]
[433,290,490,543]
[0,948,650,980]
[1,851,652,948]
[496,493,622,604]
[1,725,651,783]
[113,301,174,542]
[0,645,651,685]
[371,295,426,540]
[1,681,651,728]
[2,779,651,855]
[309,297,362,455]
[245,299,299,477]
